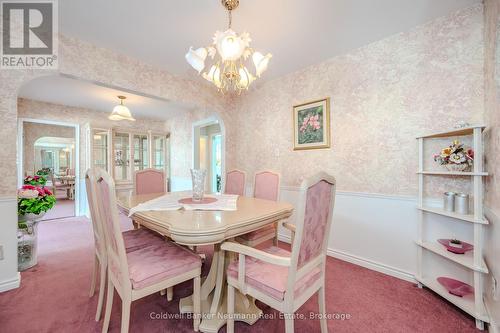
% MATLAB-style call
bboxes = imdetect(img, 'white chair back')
[85,169,106,260]
[94,168,131,291]
[286,172,336,298]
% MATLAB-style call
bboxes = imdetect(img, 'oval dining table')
[116,191,294,333]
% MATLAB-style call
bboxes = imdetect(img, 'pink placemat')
[437,277,474,297]
[178,197,218,205]
[437,239,473,254]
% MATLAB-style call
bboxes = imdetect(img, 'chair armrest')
[282,222,296,234]
[221,241,291,267]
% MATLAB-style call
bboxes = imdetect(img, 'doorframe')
[17,118,81,216]
[192,115,225,191]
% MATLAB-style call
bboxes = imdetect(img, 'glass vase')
[191,169,206,202]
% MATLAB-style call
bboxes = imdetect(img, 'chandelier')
[185,0,272,93]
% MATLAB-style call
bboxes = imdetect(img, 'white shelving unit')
[416,125,490,330]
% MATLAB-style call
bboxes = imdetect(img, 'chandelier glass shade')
[185,1,271,93]
[109,96,135,121]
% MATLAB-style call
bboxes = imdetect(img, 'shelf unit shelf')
[417,206,489,224]
[415,241,489,273]
[415,276,489,323]
[416,125,489,330]
[417,125,486,139]
[417,171,488,176]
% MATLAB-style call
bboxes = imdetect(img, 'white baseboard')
[0,272,20,292]
[278,234,415,283]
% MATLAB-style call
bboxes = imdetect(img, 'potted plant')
[433,140,474,172]
[448,239,463,249]
[23,175,47,186]
[17,185,56,271]
[36,168,51,177]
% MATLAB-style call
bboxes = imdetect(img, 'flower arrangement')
[433,140,473,172]
[17,185,56,225]
[24,175,47,186]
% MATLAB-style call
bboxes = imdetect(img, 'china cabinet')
[85,125,169,192]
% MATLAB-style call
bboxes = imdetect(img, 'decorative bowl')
[437,277,474,297]
[437,239,473,254]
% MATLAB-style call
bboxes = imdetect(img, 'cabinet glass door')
[113,132,130,181]
[152,135,165,170]
[133,134,149,171]
[92,130,108,171]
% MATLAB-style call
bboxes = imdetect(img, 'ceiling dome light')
[109,96,135,121]
[185,0,271,93]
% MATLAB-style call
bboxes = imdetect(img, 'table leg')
[179,244,262,333]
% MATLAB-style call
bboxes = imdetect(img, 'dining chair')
[224,169,246,196]
[222,172,336,333]
[85,169,171,322]
[50,172,70,199]
[93,168,202,333]
[134,168,166,195]
[237,170,280,247]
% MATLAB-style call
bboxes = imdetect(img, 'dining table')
[116,191,294,333]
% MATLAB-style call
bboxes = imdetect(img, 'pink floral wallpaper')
[484,0,500,214]
[18,98,168,180]
[229,5,485,198]
[0,35,232,198]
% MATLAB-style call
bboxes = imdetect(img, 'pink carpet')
[0,216,480,332]
[42,199,75,221]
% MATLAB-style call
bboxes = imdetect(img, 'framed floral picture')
[293,97,331,150]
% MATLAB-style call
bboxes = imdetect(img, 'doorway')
[193,117,225,193]
[18,119,80,220]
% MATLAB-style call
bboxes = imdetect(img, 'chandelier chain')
[228,9,232,29]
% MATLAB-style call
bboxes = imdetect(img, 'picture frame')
[293,97,331,150]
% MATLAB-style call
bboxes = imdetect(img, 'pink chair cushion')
[127,242,202,290]
[298,180,333,268]
[136,170,165,195]
[239,224,275,241]
[254,172,279,201]
[225,171,245,196]
[123,229,165,253]
[227,246,322,301]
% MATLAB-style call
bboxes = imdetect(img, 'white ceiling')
[19,75,192,120]
[59,0,479,84]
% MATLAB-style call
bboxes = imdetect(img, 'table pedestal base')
[179,245,262,333]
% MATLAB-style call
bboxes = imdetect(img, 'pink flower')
[44,188,53,196]
[22,185,36,190]
[18,189,39,199]
[467,149,474,160]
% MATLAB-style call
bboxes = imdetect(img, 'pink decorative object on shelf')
[437,239,473,254]
[437,277,474,297]
[178,197,218,205]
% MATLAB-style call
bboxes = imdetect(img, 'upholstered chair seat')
[122,229,165,253]
[127,242,202,289]
[227,246,321,301]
